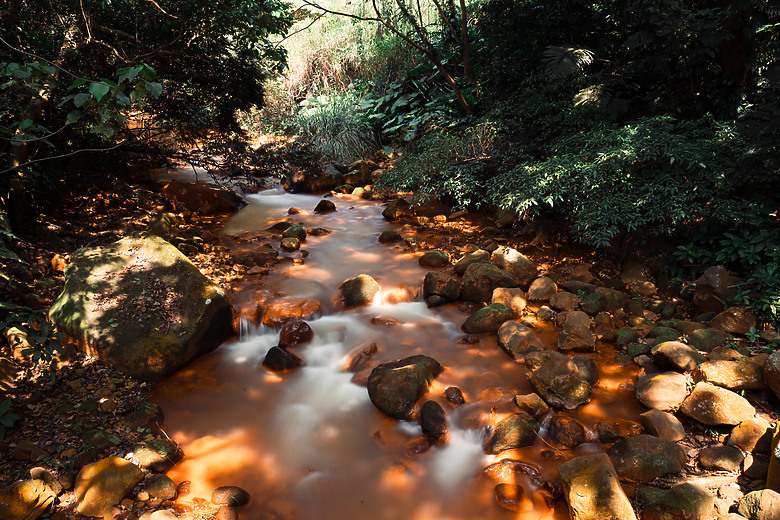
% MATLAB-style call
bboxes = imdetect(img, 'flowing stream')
[153,189,644,520]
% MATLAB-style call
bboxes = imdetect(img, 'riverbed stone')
[74,457,143,517]
[769,424,780,492]
[642,483,715,520]
[608,434,686,482]
[699,445,745,472]
[131,439,182,473]
[616,327,640,347]
[527,276,558,301]
[161,180,245,213]
[145,474,177,500]
[419,400,447,440]
[211,486,251,506]
[422,271,460,306]
[48,232,232,381]
[736,489,780,520]
[490,246,537,287]
[514,393,550,419]
[572,356,599,386]
[367,355,442,419]
[494,483,530,512]
[491,288,527,317]
[278,318,314,348]
[263,297,321,327]
[461,263,515,303]
[262,346,304,372]
[0,479,57,520]
[694,265,738,313]
[282,224,307,241]
[419,250,451,268]
[711,306,757,334]
[497,321,545,359]
[382,198,412,221]
[729,418,773,454]
[280,237,300,251]
[340,274,380,307]
[636,372,688,411]
[689,328,727,352]
[558,322,595,352]
[651,341,706,372]
[640,409,686,441]
[764,350,780,402]
[313,199,336,213]
[454,249,490,276]
[525,350,592,410]
[680,382,755,426]
[550,291,579,312]
[594,287,628,312]
[558,453,637,520]
[692,359,765,391]
[462,303,512,334]
[486,413,539,453]
[578,291,606,316]
[548,415,588,448]
[378,230,402,243]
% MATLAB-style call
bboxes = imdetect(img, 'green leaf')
[92,123,115,138]
[0,399,11,415]
[145,81,162,98]
[89,82,110,102]
[74,93,91,107]
[65,111,81,125]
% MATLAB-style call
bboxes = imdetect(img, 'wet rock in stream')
[339,274,380,307]
[422,271,461,306]
[524,350,592,410]
[485,413,539,453]
[278,318,314,348]
[262,346,304,372]
[367,355,442,419]
[559,453,637,520]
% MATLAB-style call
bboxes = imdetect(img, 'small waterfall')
[237,316,253,342]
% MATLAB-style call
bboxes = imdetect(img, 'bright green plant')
[0,398,19,441]
[0,304,65,381]
[293,92,376,161]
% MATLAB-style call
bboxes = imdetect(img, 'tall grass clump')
[294,92,377,161]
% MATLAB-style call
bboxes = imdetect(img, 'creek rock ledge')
[558,453,637,520]
[367,355,442,419]
[48,232,232,381]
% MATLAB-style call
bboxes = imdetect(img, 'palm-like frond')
[543,45,595,78]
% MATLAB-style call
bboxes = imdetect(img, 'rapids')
[153,189,644,520]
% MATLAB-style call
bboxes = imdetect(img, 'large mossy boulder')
[49,232,231,381]
[525,350,592,410]
[485,413,539,453]
[559,453,637,520]
[608,434,687,482]
[367,355,442,419]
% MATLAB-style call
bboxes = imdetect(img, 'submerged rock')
[278,318,314,348]
[262,346,304,372]
[262,297,321,328]
[367,355,442,419]
[48,232,231,380]
[382,198,412,221]
[313,199,336,213]
[558,453,637,520]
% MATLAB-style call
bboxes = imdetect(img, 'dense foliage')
[1,0,293,231]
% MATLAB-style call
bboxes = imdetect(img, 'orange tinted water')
[153,190,644,520]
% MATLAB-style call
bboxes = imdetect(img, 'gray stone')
[486,413,539,453]
[461,263,515,303]
[699,445,745,472]
[651,341,706,372]
[340,274,380,307]
[497,321,544,359]
[367,355,442,419]
[490,246,537,287]
[462,303,512,334]
[423,271,461,306]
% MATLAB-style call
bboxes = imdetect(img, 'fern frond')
[543,45,595,78]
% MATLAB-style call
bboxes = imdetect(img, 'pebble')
[211,486,250,506]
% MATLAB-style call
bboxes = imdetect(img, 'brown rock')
[729,418,773,454]
[550,291,580,312]
[514,393,550,419]
[640,409,686,441]
[680,382,755,426]
[497,321,545,359]
[710,306,757,334]
[494,483,531,512]
[699,445,745,472]
[491,287,527,317]
[74,457,143,517]
[0,479,57,520]
[636,372,688,411]
[763,350,780,401]
[278,318,314,348]
[527,276,558,301]
[559,453,637,520]
[694,265,738,313]
[692,359,765,391]
[651,341,706,372]
[608,434,686,482]
[548,415,588,448]
[262,297,321,328]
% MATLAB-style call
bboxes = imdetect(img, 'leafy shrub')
[487,115,743,247]
[293,93,376,161]
[1,304,64,381]
[0,399,19,441]
[377,122,509,208]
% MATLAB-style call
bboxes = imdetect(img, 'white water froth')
[431,428,491,491]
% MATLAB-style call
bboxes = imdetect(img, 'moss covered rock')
[49,232,231,381]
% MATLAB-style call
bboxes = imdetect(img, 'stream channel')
[152,187,644,520]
